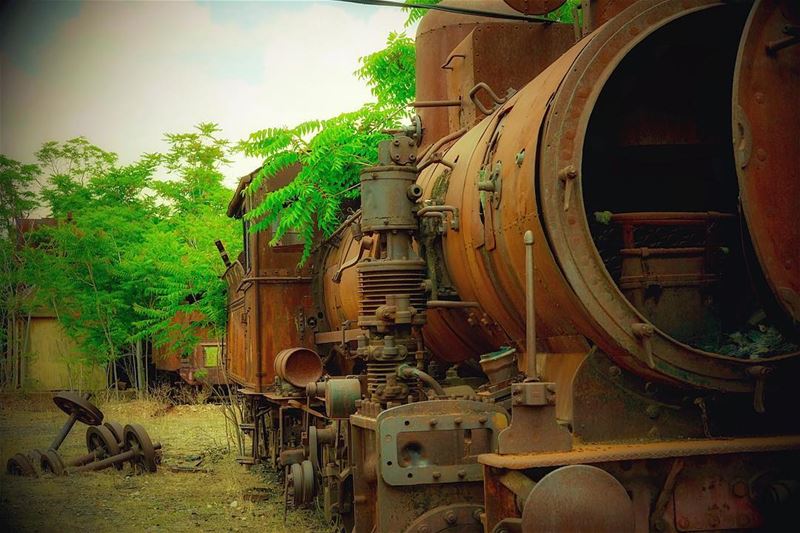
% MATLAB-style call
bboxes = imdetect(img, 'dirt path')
[0,394,328,532]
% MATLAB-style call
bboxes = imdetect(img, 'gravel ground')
[0,393,328,532]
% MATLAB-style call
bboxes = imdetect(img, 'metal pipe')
[416,128,468,170]
[524,230,538,380]
[398,365,446,397]
[426,300,479,309]
[50,413,78,450]
[411,100,462,108]
[70,442,162,473]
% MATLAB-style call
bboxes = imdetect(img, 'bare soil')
[0,393,329,532]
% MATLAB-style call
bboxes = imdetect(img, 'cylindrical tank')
[415,0,518,152]
[418,0,800,392]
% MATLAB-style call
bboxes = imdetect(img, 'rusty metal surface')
[224,163,317,392]
[444,21,575,133]
[733,0,800,325]
[586,0,640,31]
[415,0,519,152]
[520,465,635,532]
[402,503,484,533]
[673,473,763,531]
[535,0,800,391]
[478,434,800,469]
[502,0,566,15]
[375,400,507,486]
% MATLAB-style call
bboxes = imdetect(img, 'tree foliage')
[10,124,239,382]
[356,32,416,109]
[239,30,417,263]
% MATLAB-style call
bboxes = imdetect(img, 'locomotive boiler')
[218,1,800,531]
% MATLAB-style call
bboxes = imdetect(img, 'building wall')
[24,317,106,391]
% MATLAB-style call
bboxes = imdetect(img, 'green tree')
[132,123,240,358]
[239,30,417,263]
[0,155,40,388]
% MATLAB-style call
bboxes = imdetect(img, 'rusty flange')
[40,449,66,476]
[87,425,122,470]
[52,392,103,426]
[6,453,38,477]
[103,421,125,445]
[520,465,635,532]
[123,423,157,473]
[733,0,800,326]
[403,503,484,533]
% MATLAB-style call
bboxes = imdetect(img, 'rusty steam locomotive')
[216,1,800,531]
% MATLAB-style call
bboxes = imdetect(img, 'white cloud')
[0,0,409,194]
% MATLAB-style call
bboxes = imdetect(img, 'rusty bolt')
[432,471,442,479]
[429,418,438,427]
[393,154,401,162]
[408,139,415,147]
[609,366,621,378]
[418,526,431,533]
[457,469,466,479]
[393,139,400,146]
[444,511,457,525]
[478,416,488,424]
[409,154,417,161]
[677,516,690,529]
[454,417,462,425]
[733,481,748,498]
[473,508,484,522]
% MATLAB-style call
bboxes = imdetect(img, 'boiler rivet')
[445,511,457,524]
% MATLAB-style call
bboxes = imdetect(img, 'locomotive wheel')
[123,423,157,473]
[300,459,315,503]
[53,392,103,426]
[103,421,125,444]
[29,449,45,470]
[308,426,319,471]
[290,462,304,505]
[7,453,38,477]
[86,425,122,470]
[40,449,66,476]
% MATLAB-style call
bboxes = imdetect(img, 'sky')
[0,0,412,198]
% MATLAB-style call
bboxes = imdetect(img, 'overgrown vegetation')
[239,30,416,263]
[1,125,240,390]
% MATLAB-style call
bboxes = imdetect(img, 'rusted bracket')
[651,457,684,532]
[747,365,773,414]
[332,236,373,283]
[469,82,509,116]
[418,204,460,231]
[766,25,800,55]
[558,165,578,211]
[498,382,571,454]
[632,322,656,369]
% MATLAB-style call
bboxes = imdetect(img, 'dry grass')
[0,393,329,532]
